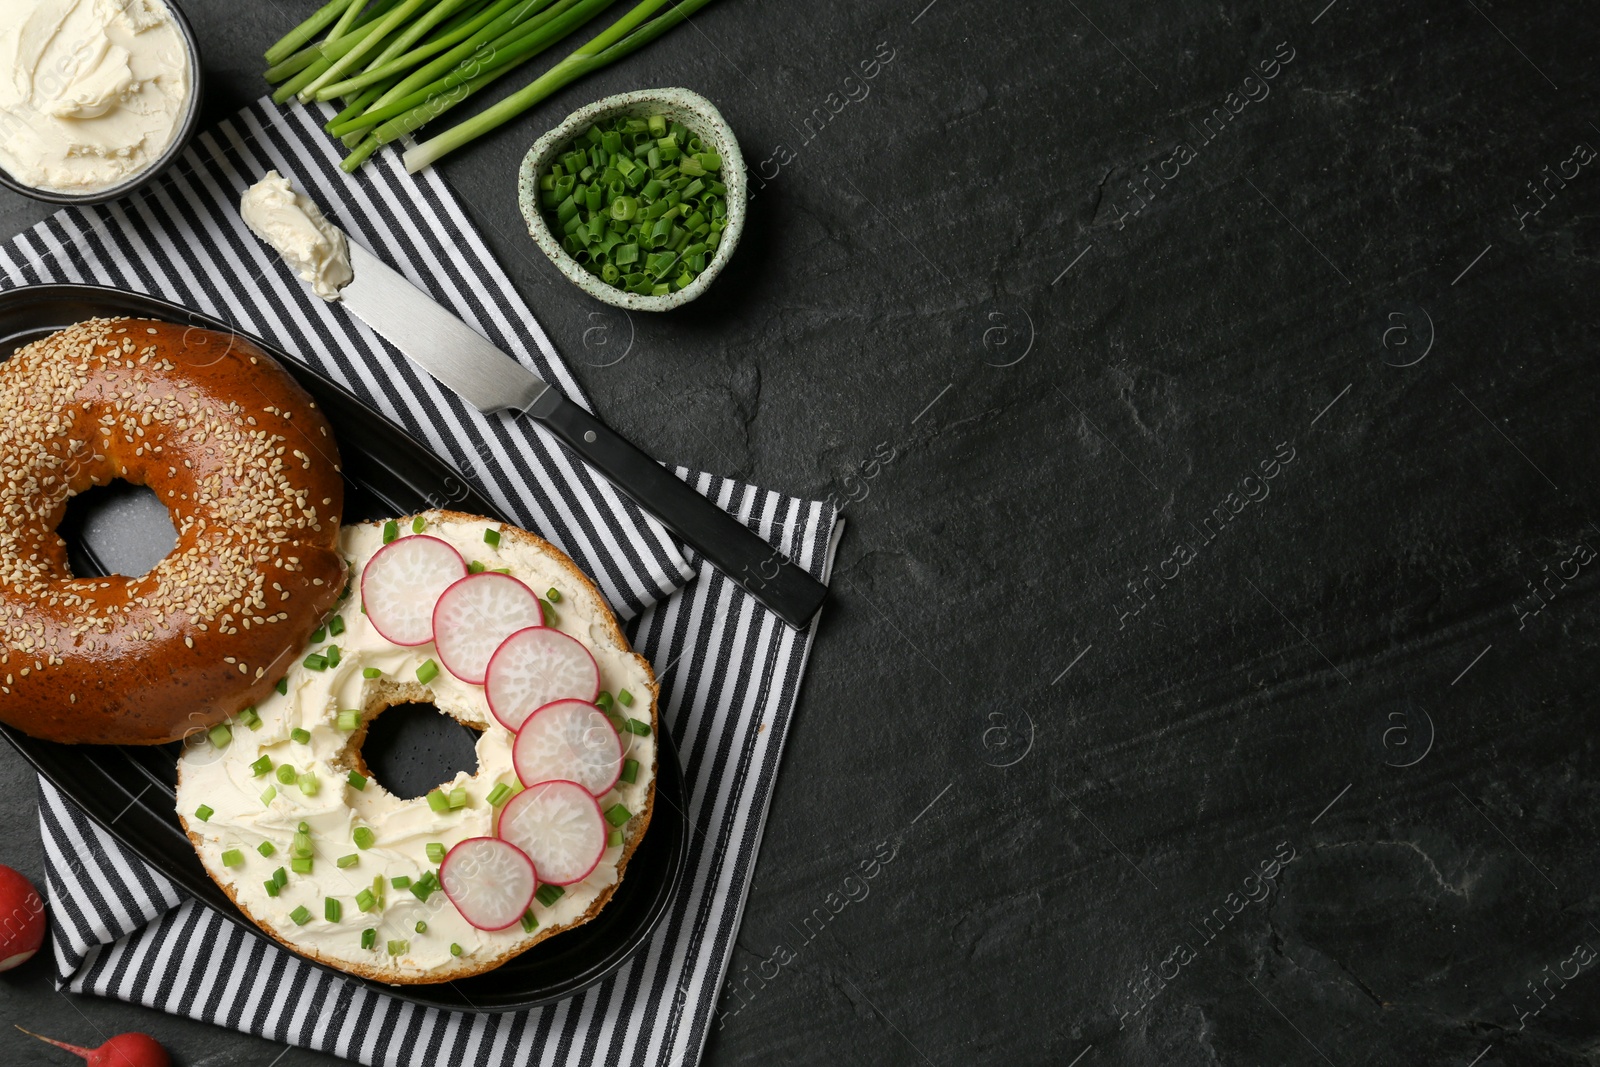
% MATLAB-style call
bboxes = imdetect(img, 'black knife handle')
[528,392,828,630]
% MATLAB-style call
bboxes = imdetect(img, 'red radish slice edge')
[360,534,467,646]
[485,627,600,732]
[440,837,538,932]
[433,572,545,684]
[496,779,606,886]
[513,700,623,797]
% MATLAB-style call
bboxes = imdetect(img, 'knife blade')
[336,242,828,631]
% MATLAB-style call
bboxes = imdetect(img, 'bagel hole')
[360,701,481,800]
[58,479,176,578]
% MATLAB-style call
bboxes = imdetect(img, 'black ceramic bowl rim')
[0,0,205,206]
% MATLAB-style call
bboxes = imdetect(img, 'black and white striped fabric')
[16,99,843,1066]
[1,96,691,617]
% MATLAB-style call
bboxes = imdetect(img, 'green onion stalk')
[401,0,718,173]
[327,0,561,136]
[314,0,526,100]
[264,0,359,66]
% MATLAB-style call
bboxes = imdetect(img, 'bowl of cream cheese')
[0,0,203,205]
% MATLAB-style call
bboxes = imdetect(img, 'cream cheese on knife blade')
[0,0,190,194]
[240,170,353,299]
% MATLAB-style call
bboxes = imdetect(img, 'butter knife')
[332,243,826,630]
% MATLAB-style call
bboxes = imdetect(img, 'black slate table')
[3,2,1598,1064]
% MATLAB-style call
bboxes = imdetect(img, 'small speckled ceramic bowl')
[518,88,746,312]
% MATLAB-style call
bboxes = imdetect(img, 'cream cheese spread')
[0,0,191,194]
[240,171,354,300]
[176,515,657,980]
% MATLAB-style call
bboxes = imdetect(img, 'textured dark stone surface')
[3,1,1599,1064]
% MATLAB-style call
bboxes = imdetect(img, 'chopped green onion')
[535,883,564,907]
[348,770,369,791]
[291,830,313,858]
[362,666,383,679]
[486,782,512,807]
[264,878,280,897]
[195,804,214,822]
[209,723,232,748]
[329,615,346,636]
[356,888,377,912]
[337,853,359,869]
[521,909,539,933]
[387,939,408,956]
[326,897,343,922]
[337,710,362,731]
[416,659,440,684]
[621,758,639,784]
[595,690,613,711]
[292,856,314,875]
[410,872,438,901]
[426,842,446,863]
[290,905,312,925]
[291,727,312,744]
[273,866,289,888]
[238,707,262,730]
[604,803,631,827]
[326,645,341,668]
[468,560,486,575]
[221,849,244,868]
[250,755,274,777]
[546,587,562,603]
[303,653,329,671]
[484,528,501,547]
[624,717,652,736]
[298,771,320,796]
[276,677,289,695]
[276,764,298,785]
[310,625,326,644]
[260,787,277,806]
[617,689,634,707]
[541,599,559,626]
[414,920,428,933]
[353,826,376,850]
[450,942,462,956]
[361,927,377,949]
[447,787,468,810]
[383,519,399,543]
[426,789,449,813]
[607,828,623,848]
[258,841,276,858]
[391,875,412,889]
[412,515,426,533]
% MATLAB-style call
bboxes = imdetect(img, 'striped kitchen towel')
[14,98,844,1066]
[37,471,840,1066]
[0,96,691,618]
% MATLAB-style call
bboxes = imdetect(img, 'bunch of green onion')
[262,0,719,173]
[540,113,727,296]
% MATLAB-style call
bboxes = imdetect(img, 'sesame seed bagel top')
[0,318,345,745]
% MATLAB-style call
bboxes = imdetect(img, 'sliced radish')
[485,627,600,731]
[496,780,606,886]
[361,534,467,646]
[439,837,538,932]
[514,700,623,796]
[433,573,545,683]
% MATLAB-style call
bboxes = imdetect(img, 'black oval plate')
[0,284,687,1013]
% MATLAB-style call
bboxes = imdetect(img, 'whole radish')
[0,864,46,971]
[16,1027,170,1067]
